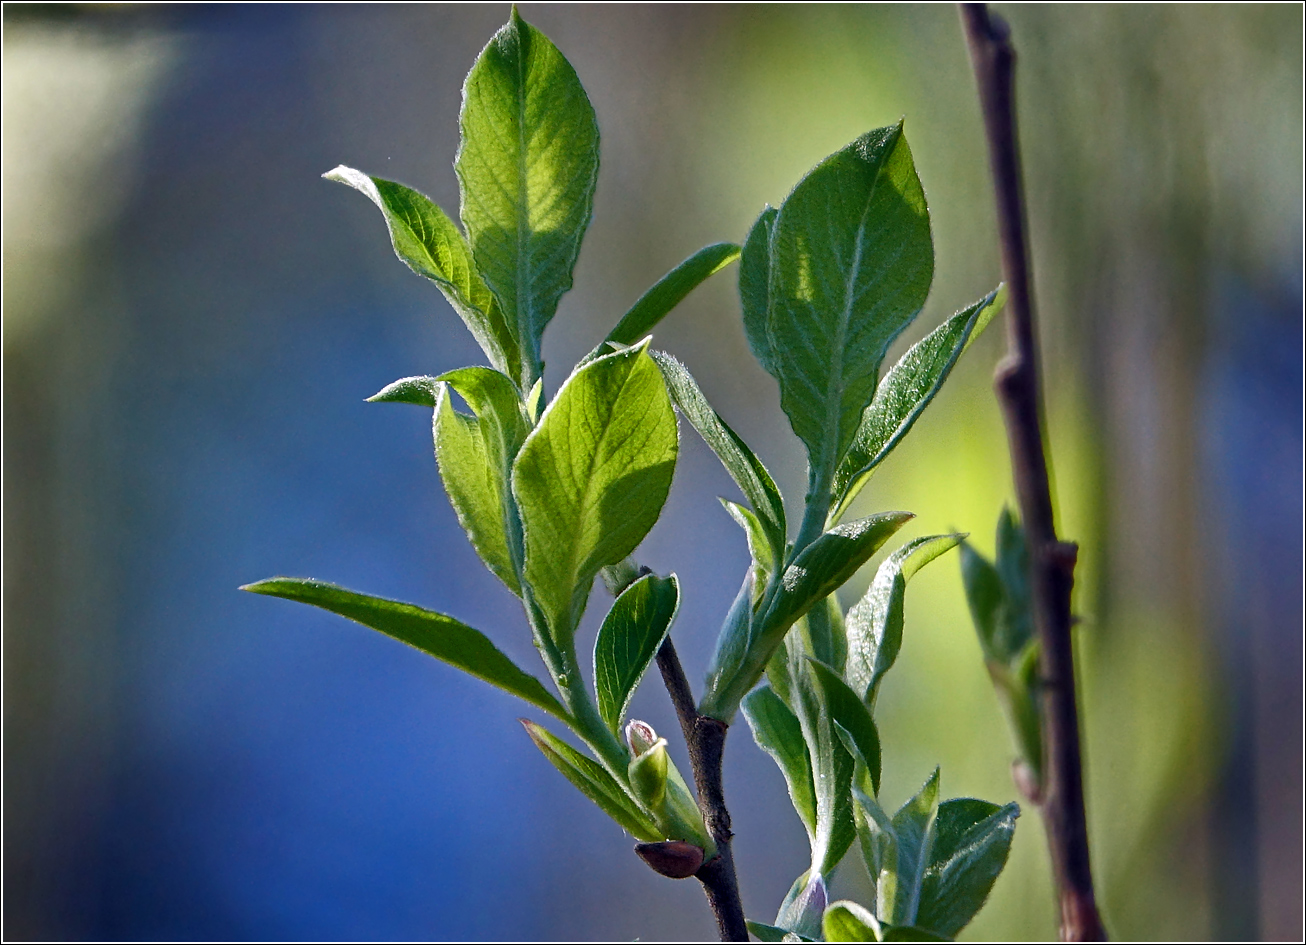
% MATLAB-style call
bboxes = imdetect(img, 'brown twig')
[959,4,1107,941]
[655,637,748,942]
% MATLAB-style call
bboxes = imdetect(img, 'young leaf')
[889,767,941,926]
[512,344,678,647]
[832,287,1004,521]
[432,368,533,595]
[822,900,882,943]
[456,9,599,388]
[521,720,661,841]
[595,242,741,355]
[807,659,882,796]
[776,872,829,943]
[852,782,900,922]
[593,573,680,734]
[745,920,807,943]
[368,375,441,407]
[241,578,567,720]
[721,499,775,607]
[845,534,964,707]
[915,799,1019,938]
[324,167,520,386]
[652,351,786,563]
[742,684,817,842]
[701,570,755,713]
[766,124,933,488]
[739,204,779,375]
[880,926,951,942]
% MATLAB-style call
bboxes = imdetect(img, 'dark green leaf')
[915,800,1019,938]
[746,920,799,943]
[512,344,678,646]
[880,926,950,942]
[456,9,599,388]
[652,351,786,563]
[832,288,1003,520]
[740,204,779,375]
[596,242,741,354]
[846,534,963,706]
[241,578,566,720]
[993,507,1033,658]
[367,375,440,407]
[593,573,680,734]
[433,368,532,595]
[822,901,881,942]
[521,719,661,841]
[808,660,882,796]
[766,124,933,488]
[959,541,1004,661]
[324,167,520,386]
[742,685,817,842]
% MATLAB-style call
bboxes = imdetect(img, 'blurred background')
[4,4,1301,940]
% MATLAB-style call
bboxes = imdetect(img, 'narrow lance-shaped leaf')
[652,351,786,563]
[513,344,678,648]
[915,799,1019,937]
[431,367,532,595]
[521,720,660,841]
[457,9,599,388]
[587,242,741,361]
[832,287,1004,521]
[241,578,567,721]
[766,123,934,492]
[324,167,520,386]
[889,767,941,926]
[846,534,964,707]
[739,204,779,375]
[700,511,913,722]
[808,660,882,796]
[593,573,680,735]
[742,685,817,842]
[721,499,775,608]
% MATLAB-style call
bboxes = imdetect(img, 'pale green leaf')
[324,167,520,386]
[367,375,440,407]
[652,351,786,563]
[852,780,900,923]
[593,573,680,734]
[808,660,882,796]
[889,767,941,926]
[595,242,741,355]
[721,498,774,607]
[742,684,817,842]
[822,900,882,942]
[915,799,1019,937]
[701,570,755,716]
[766,124,933,488]
[521,719,660,841]
[456,9,599,388]
[776,873,828,942]
[832,288,1003,520]
[512,344,677,646]
[241,578,566,720]
[845,535,963,706]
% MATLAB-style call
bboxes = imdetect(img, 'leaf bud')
[634,840,705,879]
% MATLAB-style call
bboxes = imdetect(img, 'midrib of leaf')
[514,41,533,370]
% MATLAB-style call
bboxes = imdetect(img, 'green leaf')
[822,900,882,942]
[845,534,963,707]
[241,578,566,720]
[701,570,755,714]
[596,242,741,354]
[832,288,1003,521]
[652,351,786,564]
[520,720,660,841]
[432,368,532,595]
[881,926,951,942]
[456,9,599,389]
[740,204,779,375]
[808,660,882,796]
[512,344,678,647]
[765,124,933,488]
[852,782,900,923]
[891,767,940,925]
[746,920,803,943]
[776,873,829,942]
[915,800,1019,938]
[993,507,1033,658]
[324,167,520,386]
[367,375,440,407]
[593,573,680,734]
[721,499,775,607]
[742,685,817,842]
[958,542,1004,661]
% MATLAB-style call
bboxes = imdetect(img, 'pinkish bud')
[626,719,658,756]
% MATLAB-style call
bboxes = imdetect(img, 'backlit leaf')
[593,573,680,734]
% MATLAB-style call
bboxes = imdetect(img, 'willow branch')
[959,4,1107,941]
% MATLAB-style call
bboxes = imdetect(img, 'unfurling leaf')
[593,573,680,734]
[521,720,659,841]
[764,124,934,489]
[241,578,566,720]
[832,287,1004,521]
[513,344,678,648]
[846,534,964,707]
[457,8,599,388]
[324,167,520,386]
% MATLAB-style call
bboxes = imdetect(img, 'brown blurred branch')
[655,637,748,942]
[959,4,1107,941]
